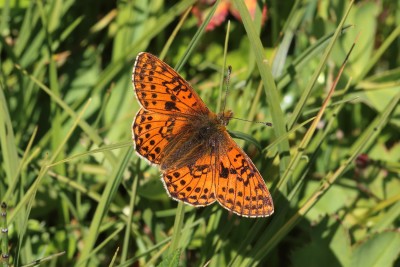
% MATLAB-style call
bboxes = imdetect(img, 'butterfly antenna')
[222,66,272,127]
[222,65,232,114]
[231,116,273,127]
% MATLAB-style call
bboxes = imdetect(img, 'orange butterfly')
[132,52,274,217]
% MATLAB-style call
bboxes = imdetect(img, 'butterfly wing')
[215,134,274,217]
[132,108,190,164]
[162,152,217,206]
[133,52,210,116]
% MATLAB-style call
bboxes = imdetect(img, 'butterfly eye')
[217,111,233,126]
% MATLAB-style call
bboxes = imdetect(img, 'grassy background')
[1,0,400,266]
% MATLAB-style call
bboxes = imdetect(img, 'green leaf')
[157,249,181,267]
[350,231,400,267]
[291,216,352,267]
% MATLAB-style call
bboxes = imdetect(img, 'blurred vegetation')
[0,0,399,266]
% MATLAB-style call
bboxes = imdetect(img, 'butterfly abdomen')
[160,113,225,171]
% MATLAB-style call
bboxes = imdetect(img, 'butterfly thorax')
[159,111,232,171]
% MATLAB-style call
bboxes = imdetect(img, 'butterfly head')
[217,110,233,126]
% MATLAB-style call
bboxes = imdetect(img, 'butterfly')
[132,52,274,217]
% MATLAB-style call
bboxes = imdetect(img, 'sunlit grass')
[0,1,399,266]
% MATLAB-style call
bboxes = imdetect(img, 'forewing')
[132,108,189,165]
[133,52,209,116]
[215,136,274,217]
[162,153,217,206]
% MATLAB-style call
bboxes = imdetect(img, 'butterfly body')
[132,52,274,217]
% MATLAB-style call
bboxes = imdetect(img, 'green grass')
[1,0,400,266]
